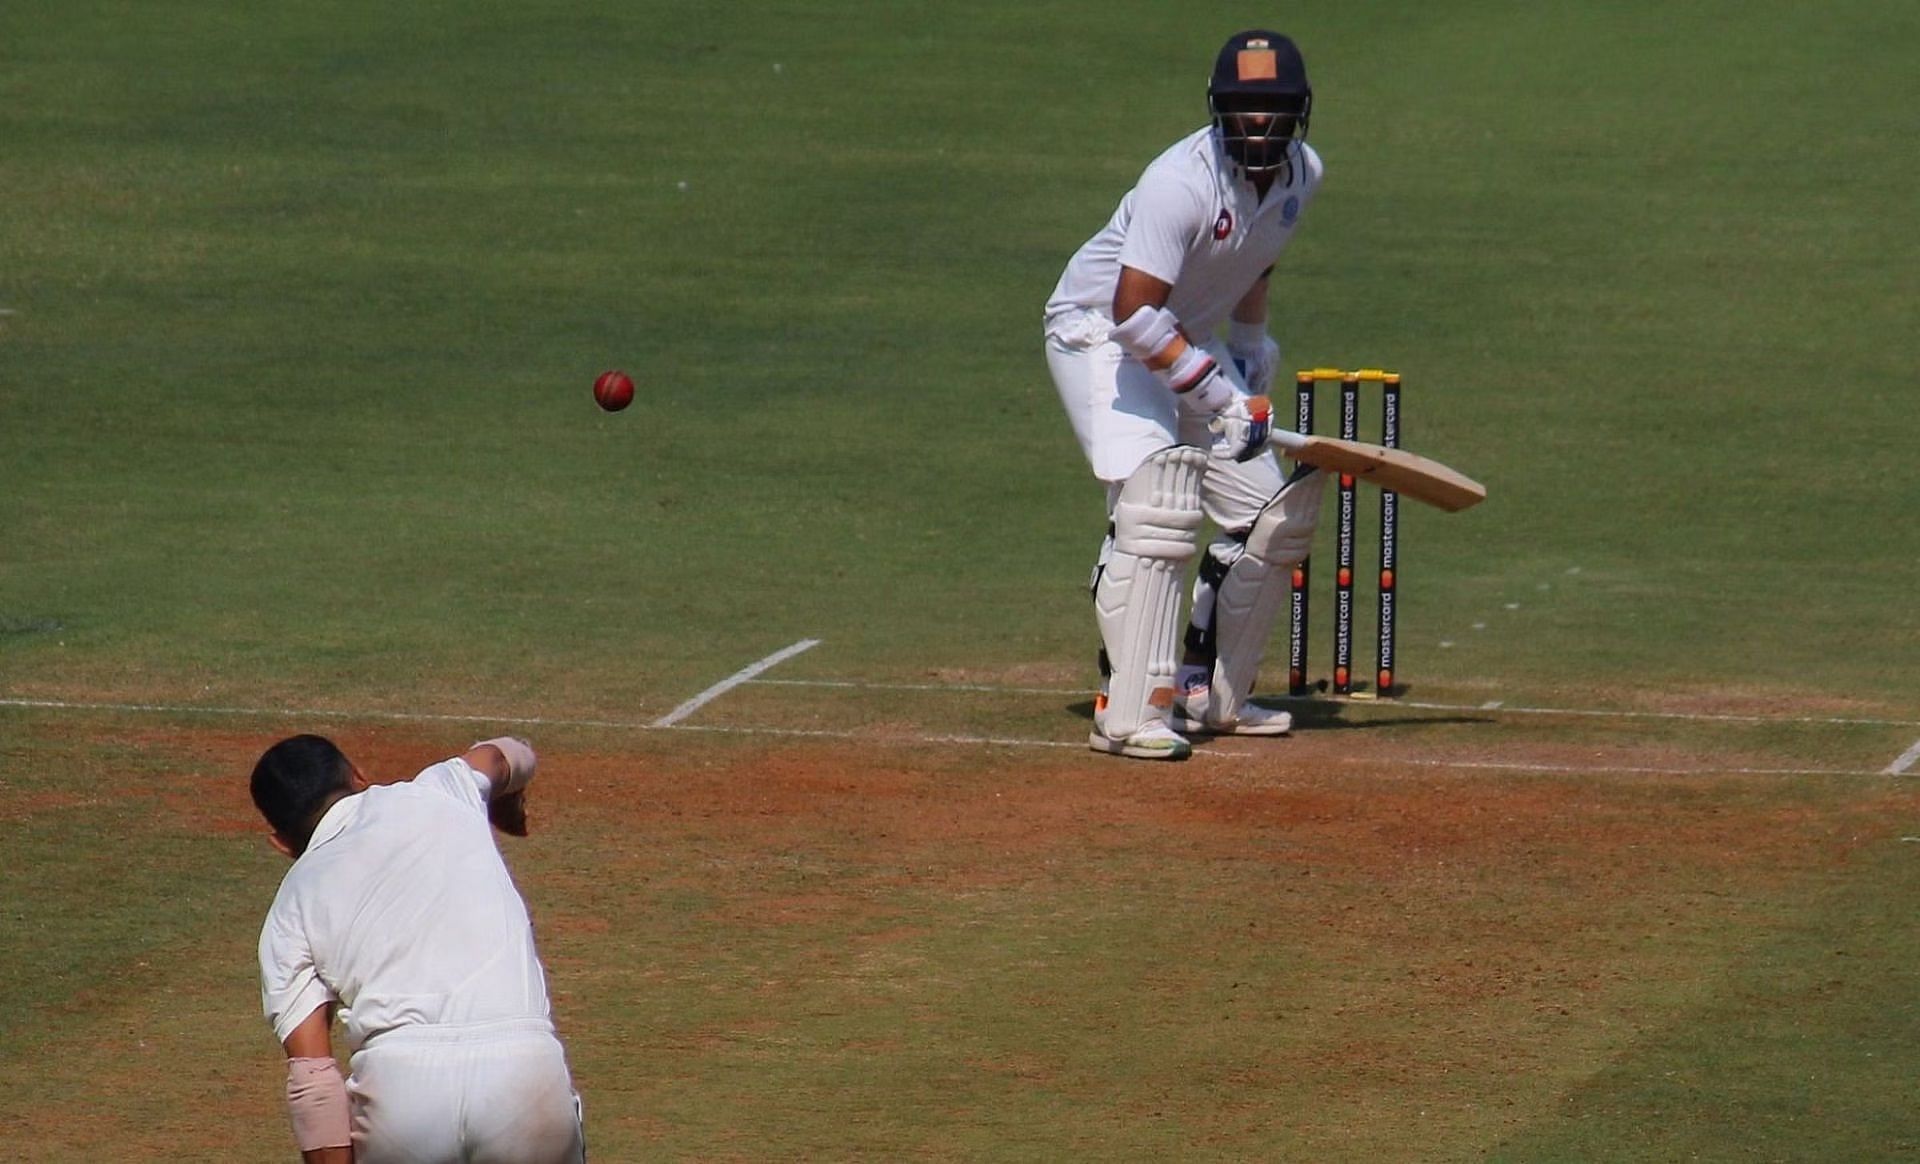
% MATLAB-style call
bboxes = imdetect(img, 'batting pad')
[1208,470,1326,722]
[1095,446,1208,739]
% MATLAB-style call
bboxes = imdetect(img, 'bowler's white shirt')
[1046,128,1323,338]
[259,759,553,1051]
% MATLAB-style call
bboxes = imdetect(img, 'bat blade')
[1268,430,1486,512]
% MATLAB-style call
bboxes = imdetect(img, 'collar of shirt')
[304,792,365,854]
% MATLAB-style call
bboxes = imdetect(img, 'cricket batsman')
[1043,29,1328,760]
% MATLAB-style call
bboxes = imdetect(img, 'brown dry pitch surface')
[1,710,1916,1160]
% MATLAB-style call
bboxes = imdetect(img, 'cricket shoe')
[1088,721,1193,761]
[1090,690,1193,760]
[1173,683,1293,737]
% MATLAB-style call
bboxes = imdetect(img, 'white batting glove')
[1208,394,1273,463]
[1227,320,1282,396]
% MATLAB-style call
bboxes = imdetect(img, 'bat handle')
[1266,427,1308,453]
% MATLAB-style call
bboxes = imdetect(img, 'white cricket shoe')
[1088,721,1193,761]
[1090,690,1193,760]
[1173,683,1293,736]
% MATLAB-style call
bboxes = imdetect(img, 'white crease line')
[660,721,1090,751]
[662,720,1226,758]
[753,678,1078,695]
[1390,700,1919,729]
[0,693,1081,752]
[0,695,1139,756]
[1403,758,1876,778]
[1884,739,1920,776]
[0,696,645,731]
[746,679,1920,728]
[0,695,1888,774]
[650,639,822,727]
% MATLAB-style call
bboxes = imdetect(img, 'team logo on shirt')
[1213,208,1234,240]
[1282,196,1300,225]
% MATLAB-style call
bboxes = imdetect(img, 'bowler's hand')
[1209,394,1272,463]
[489,789,529,837]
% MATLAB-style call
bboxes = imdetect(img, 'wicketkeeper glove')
[1209,394,1273,463]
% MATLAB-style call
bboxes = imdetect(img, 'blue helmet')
[1207,31,1311,178]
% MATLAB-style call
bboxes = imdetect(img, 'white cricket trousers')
[347,1017,585,1164]
[1044,308,1284,523]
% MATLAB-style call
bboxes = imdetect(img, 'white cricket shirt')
[258,758,554,1050]
[1045,128,1323,338]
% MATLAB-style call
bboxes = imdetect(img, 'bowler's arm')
[463,738,535,836]
[281,1005,352,1163]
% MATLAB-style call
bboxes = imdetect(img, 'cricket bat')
[1267,427,1486,512]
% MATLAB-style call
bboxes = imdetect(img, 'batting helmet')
[1207,30,1311,179]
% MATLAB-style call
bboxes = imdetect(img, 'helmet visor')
[1210,92,1309,173]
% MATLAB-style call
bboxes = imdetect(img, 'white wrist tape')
[475,736,537,794]
[1111,305,1233,412]
[286,1057,351,1152]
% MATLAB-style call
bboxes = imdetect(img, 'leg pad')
[1093,446,1208,743]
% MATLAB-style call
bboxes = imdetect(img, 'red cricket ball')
[593,369,635,412]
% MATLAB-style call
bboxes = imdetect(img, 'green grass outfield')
[2,1,1917,1159]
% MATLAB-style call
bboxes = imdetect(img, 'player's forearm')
[466,737,536,835]
[1230,272,1271,324]
[465,737,535,799]
[283,1053,352,1161]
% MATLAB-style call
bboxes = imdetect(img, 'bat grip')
[1266,427,1308,453]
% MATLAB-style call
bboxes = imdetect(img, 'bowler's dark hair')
[250,734,354,855]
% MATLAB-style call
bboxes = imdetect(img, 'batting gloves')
[1210,394,1273,463]
[1227,319,1281,396]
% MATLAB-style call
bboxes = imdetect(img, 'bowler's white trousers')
[346,1017,585,1164]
